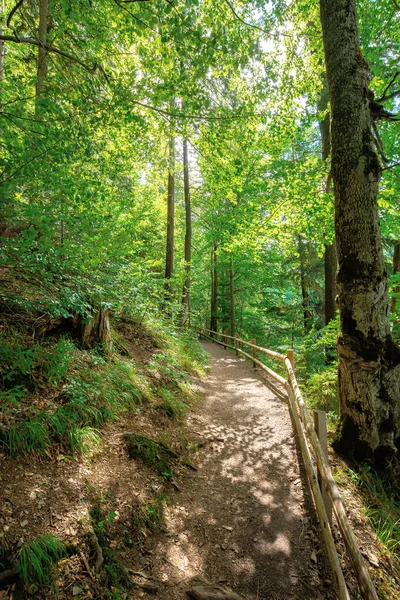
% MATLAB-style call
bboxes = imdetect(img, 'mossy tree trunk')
[317,75,337,328]
[392,241,400,321]
[320,0,400,461]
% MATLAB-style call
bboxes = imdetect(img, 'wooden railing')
[197,326,378,600]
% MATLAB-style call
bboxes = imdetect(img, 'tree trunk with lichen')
[320,0,400,461]
[392,242,400,322]
[317,76,337,328]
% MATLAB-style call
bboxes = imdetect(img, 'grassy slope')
[0,309,208,598]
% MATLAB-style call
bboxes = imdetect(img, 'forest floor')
[1,333,397,600]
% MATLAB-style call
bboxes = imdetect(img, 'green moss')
[125,434,175,479]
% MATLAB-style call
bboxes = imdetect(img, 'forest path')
[152,341,333,600]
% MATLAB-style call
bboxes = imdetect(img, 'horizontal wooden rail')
[197,326,286,362]
[236,347,286,386]
[197,324,379,600]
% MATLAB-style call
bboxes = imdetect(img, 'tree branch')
[132,99,256,121]
[382,162,400,171]
[377,71,400,102]
[6,0,25,32]
[0,33,109,81]
[222,0,290,38]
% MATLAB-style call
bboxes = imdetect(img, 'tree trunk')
[318,74,338,328]
[320,0,400,461]
[180,138,192,326]
[210,242,218,334]
[392,242,400,319]
[36,0,49,102]
[229,257,236,338]
[298,237,312,334]
[164,136,175,309]
[0,0,5,83]
[324,242,337,326]
[82,310,112,354]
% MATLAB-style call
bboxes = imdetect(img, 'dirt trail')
[153,341,333,600]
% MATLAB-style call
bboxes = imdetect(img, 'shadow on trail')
[156,342,330,600]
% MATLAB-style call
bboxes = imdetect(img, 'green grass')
[132,494,169,538]
[0,313,208,458]
[157,387,189,419]
[335,463,400,564]
[0,352,144,456]
[18,535,67,585]
[125,433,175,479]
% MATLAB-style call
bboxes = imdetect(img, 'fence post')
[252,339,257,367]
[223,328,227,349]
[235,337,238,356]
[287,349,295,370]
[313,410,333,526]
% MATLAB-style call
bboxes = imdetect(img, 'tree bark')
[210,242,218,334]
[318,74,338,327]
[392,242,400,319]
[180,138,192,326]
[229,257,236,338]
[298,237,312,334]
[0,0,5,83]
[324,241,337,326]
[164,136,175,308]
[36,0,49,101]
[320,0,400,461]
[82,310,112,354]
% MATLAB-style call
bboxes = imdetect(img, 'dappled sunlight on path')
[152,342,332,600]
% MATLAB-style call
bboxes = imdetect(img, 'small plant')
[139,495,168,532]
[69,426,102,455]
[125,433,175,479]
[157,387,188,419]
[7,420,50,455]
[89,503,130,590]
[18,535,67,585]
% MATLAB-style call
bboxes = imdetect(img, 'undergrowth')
[89,503,130,592]
[131,494,169,537]
[334,463,400,574]
[18,535,68,585]
[0,311,207,457]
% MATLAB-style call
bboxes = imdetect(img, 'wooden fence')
[197,326,379,600]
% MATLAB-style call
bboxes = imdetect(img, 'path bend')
[153,341,333,600]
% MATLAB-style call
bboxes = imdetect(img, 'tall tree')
[164,136,175,308]
[317,77,337,326]
[181,138,192,326]
[392,241,400,326]
[229,256,236,338]
[319,0,400,460]
[210,242,218,333]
